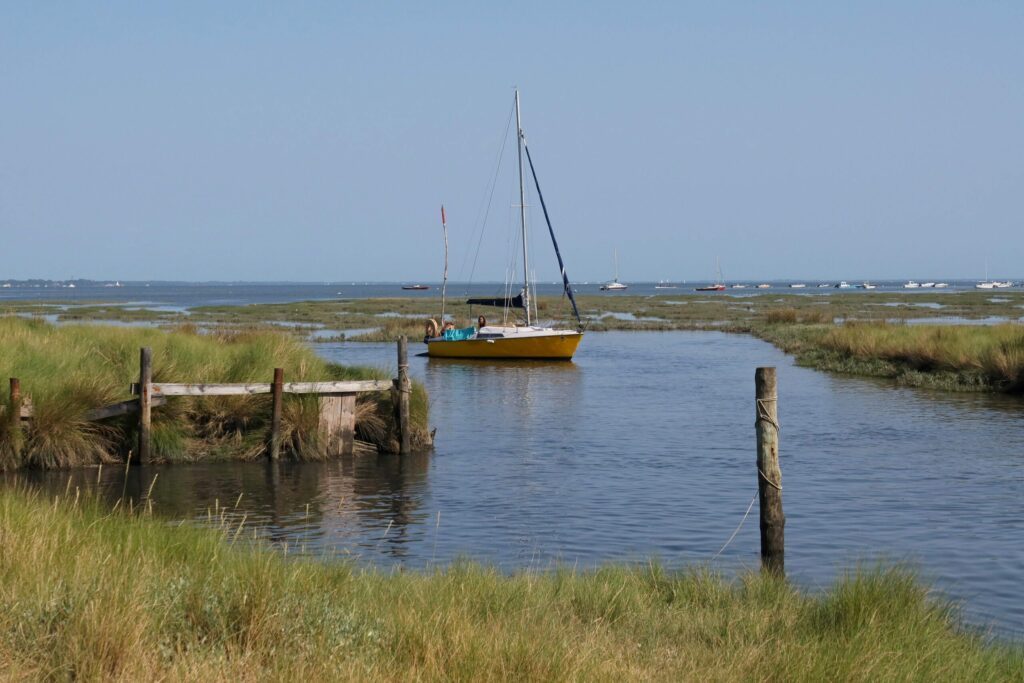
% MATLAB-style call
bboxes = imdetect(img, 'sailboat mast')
[515,88,532,326]
[440,205,448,323]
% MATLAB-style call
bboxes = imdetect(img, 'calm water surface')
[8,331,1024,636]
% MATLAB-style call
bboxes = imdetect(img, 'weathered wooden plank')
[84,396,166,421]
[147,380,390,396]
[318,393,356,456]
[284,380,391,394]
[151,382,272,396]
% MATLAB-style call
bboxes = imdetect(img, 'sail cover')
[523,143,582,328]
[466,292,525,309]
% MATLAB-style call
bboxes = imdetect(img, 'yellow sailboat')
[425,89,583,360]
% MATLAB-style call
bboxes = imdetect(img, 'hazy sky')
[2,2,1021,282]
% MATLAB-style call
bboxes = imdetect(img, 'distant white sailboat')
[600,249,628,291]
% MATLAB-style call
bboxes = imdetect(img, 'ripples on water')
[7,331,1023,637]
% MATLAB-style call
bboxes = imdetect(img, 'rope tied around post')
[755,397,781,433]
[758,467,783,491]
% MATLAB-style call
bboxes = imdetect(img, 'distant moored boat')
[402,285,430,290]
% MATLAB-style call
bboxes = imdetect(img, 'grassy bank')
[755,320,1024,392]
[0,317,430,469]
[0,488,1020,680]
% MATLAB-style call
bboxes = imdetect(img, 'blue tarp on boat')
[442,326,476,341]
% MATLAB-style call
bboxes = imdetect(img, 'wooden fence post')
[397,336,410,454]
[755,367,784,575]
[8,378,22,459]
[138,347,152,465]
[269,368,284,460]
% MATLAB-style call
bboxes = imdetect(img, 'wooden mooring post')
[138,347,152,464]
[396,336,411,454]
[8,378,22,458]
[269,368,284,460]
[755,367,784,575]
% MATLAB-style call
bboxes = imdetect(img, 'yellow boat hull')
[426,332,582,359]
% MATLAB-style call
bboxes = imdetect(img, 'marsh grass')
[754,321,1024,392]
[0,317,430,469]
[0,487,1019,680]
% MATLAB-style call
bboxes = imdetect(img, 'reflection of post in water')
[325,452,431,559]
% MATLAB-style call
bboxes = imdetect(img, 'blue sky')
[2,2,1021,282]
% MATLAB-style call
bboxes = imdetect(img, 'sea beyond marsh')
[2,282,1024,639]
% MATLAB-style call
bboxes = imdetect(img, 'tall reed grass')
[0,487,1019,680]
[0,317,429,469]
[821,322,1024,391]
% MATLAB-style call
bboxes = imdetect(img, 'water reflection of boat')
[425,89,583,360]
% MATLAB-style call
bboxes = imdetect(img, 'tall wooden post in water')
[138,347,152,464]
[270,367,284,460]
[397,336,411,454]
[755,367,785,575]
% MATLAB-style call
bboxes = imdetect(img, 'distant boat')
[600,249,628,291]
[654,281,677,289]
[731,284,747,289]
[975,282,996,290]
[921,282,936,288]
[789,283,806,289]
[858,282,876,290]
[817,283,831,288]
[402,284,430,290]
[835,281,851,289]
[934,282,949,288]
[756,283,771,289]
[695,257,725,292]
[903,281,920,289]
